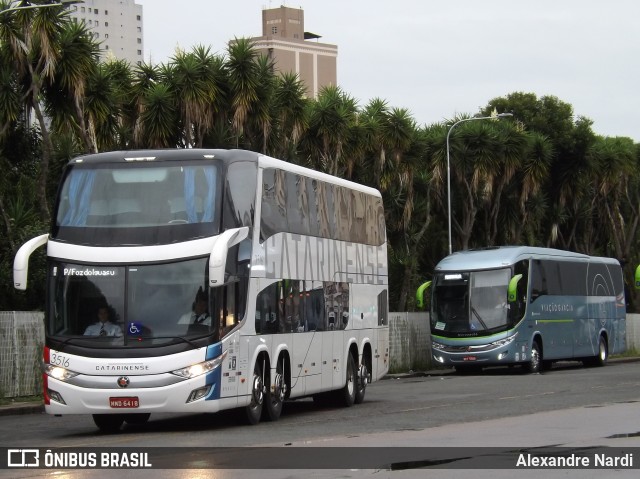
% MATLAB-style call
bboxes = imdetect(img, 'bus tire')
[263,360,286,421]
[354,362,368,404]
[526,340,542,374]
[595,335,608,366]
[588,335,608,367]
[245,361,265,425]
[93,414,125,433]
[124,413,150,425]
[341,354,357,407]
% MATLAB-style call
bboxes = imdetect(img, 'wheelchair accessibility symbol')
[128,322,143,336]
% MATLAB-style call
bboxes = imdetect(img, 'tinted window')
[260,168,385,246]
[255,280,350,334]
[531,259,588,300]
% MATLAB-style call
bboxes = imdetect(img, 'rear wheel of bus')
[263,356,287,421]
[341,354,357,407]
[584,335,608,367]
[245,360,265,425]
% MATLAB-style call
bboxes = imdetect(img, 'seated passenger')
[178,288,210,326]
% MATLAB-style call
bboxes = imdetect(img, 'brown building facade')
[250,6,337,98]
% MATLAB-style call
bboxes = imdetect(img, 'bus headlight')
[490,333,517,348]
[432,341,445,351]
[42,363,79,381]
[171,351,227,379]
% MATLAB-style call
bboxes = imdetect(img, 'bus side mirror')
[635,265,640,289]
[416,281,432,309]
[209,227,249,286]
[13,234,49,290]
[508,274,523,302]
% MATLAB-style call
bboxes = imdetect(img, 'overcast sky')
[136,0,640,141]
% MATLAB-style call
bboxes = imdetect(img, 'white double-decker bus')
[14,149,389,432]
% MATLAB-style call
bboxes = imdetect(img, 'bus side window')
[512,260,529,318]
[530,259,546,303]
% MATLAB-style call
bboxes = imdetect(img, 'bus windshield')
[432,268,512,336]
[47,257,227,347]
[52,161,221,246]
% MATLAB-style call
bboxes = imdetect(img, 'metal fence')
[1,312,639,398]
[0,311,45,398]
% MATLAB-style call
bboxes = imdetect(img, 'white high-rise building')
[67,0,144,65]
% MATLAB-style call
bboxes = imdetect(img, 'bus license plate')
[109,397,139,408]
[463,356,477,361]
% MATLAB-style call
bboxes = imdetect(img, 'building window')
[137,50,142,55]
[137,38,141,44]
[94,8,98,14]
[271,26,277,34]
[105,34,109,39]
[105,22,109,26]
[137,26,141,32]
[81,7,85,12]
[137,15,141,21]
[95,21,99,26]
[105,10,108,15]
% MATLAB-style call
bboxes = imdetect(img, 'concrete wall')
[2,312,639,398]
[388,312,431,373]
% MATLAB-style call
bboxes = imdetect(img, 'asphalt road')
[1,359,639,478]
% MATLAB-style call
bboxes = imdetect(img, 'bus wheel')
[93,414,125,433]
[526,341,542,374]
[341,354,356,407]
[264,362,286,421]
[596,336,608,366]
[245,361,265,425]
[124,413,150,425]
[585,336,609,367]
[354,363,368,404]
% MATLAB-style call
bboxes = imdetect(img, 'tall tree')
[226,38,260,147]
[46,19,100,153]
[0,2,70,219]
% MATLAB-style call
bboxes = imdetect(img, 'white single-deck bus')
[417,247,625,373]
[14,149,389,432]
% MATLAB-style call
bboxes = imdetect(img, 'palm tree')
[0,3,70,219]
[99,58,135,149]
[139,82,178,148]
[272,71,308,160]
[131,61,160,147]
[169,45,225,148]
[304,85,357,176]
[226,37,260,147]
[46,19,100,153]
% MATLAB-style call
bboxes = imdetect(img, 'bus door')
[290,281,323,395]
[320,281,348,390]
[530,259,575,360]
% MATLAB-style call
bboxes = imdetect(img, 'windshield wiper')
[470,306,489,330]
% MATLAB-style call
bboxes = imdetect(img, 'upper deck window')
[53,161,222,246]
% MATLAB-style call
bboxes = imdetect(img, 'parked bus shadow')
[447,361,587,376]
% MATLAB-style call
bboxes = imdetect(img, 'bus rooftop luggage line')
[14,149,389,432]
[417,247,625,373]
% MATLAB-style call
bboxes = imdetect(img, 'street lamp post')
[445,112,513,255]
